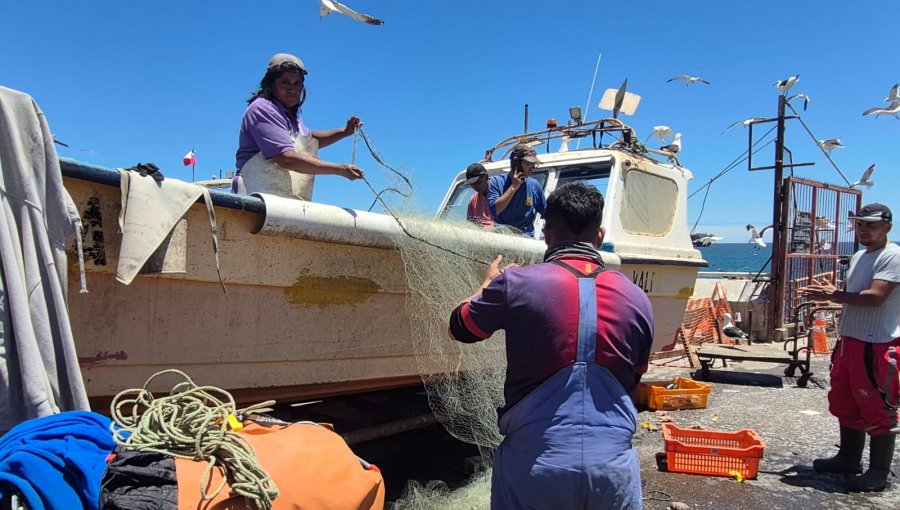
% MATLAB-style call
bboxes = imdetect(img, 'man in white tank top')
[800,203,900,492]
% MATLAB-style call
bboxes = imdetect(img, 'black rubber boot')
[849,433,896,492]
[813,427,865,474]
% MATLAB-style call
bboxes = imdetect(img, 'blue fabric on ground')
[0,411,116,510]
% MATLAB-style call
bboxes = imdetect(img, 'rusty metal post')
[767,95,787,340]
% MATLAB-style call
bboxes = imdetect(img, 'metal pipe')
[340,413,438,445]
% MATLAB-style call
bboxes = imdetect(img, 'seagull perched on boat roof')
[850,163,876,190]
[721,312,750,344]
[746,224,773,249]
[788,93,810,111]
[646,125,674,143]
[721,117,766,135]
[774,75,800,94]
[817,138,844,154]
[659,133,682,155]
[667,75,710,86]
[318,0,384,25]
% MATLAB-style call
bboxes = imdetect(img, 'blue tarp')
[0,411,116,510]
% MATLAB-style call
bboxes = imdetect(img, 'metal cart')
[695,301,840,388]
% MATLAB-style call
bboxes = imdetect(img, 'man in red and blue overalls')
[449,182,654,509]
[801,203,900,492]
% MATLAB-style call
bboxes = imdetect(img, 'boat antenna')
[524,103,529,134]
[576,53,602,150]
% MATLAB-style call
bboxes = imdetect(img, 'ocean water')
[697,243,773,273]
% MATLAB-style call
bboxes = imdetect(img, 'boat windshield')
[555,163,611,193]
[440,171,549,222]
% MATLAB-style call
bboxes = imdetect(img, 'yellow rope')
[109,369,279,510]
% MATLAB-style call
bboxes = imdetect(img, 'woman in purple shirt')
[233,53,364,200]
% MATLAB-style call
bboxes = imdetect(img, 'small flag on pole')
[183,150,197,166]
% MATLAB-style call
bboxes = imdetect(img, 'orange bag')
[175,422,385,510]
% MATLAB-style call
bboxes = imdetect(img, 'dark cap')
[463,162,488,185]
[267,53,307,74]
[510,143,539,165]
[849,203,892,223]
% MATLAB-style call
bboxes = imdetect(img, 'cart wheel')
[784,365,797,377]
[797,374,811,388]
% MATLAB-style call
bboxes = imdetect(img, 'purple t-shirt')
[451,255,654,414]
[235,96,312,172]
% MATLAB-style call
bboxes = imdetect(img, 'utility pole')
[766,94,787,341]
[767,95,787,341]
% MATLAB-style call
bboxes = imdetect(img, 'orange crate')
[635,377,711,410]
[662,423,766,478]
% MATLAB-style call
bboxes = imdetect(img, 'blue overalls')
[491,261,643,510]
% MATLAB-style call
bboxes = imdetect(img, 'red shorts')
[828,336,900,436]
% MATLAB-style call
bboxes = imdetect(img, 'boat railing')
[483,118,676,163]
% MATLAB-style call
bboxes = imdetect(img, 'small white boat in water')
[62,118,706,405]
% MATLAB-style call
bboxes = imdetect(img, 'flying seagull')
[850,163,876,189]
[695,235,723,247]
[667,75,710,86]
[774,75,800,94]
[646,125,674,143]
[746,224,773,248]
[884,84,900,104]
[721,117,766,135]
[659,133,682,155]
[319,0,384,25]
[817,138,843,153]
[862,101,900,119]
[788,93,810,111]
[721,313,750,344]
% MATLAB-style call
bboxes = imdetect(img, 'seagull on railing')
[659,133,682,155]
[774,75,800,94]
[746,224,773,249]
[862,101,900,119]
[788,93,810,111]
[667,75,710,86]
[646,125,674,143]
[850,163,876,189]
[318,0,384,25]
[721,313,750,344]
[817,138,844,154]
[721,117,766,135]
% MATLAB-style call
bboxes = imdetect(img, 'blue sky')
[3,1,897,244]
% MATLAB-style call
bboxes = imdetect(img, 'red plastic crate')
[662,423,766,478]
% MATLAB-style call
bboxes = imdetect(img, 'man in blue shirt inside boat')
[800,203,900,493]
[487,143,547,236]
[450,182,654,509]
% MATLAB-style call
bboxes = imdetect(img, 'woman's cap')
[267,53,307,74]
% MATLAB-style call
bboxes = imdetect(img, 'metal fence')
[777,177,860,328]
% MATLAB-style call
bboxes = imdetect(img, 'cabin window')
[440,171,549,222]
[620,169,677,235]
[555,164,611,195]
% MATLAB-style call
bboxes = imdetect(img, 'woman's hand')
[344,115,363,136]
[341,164,364,180]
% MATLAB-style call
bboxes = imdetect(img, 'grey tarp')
[0,86,89,432]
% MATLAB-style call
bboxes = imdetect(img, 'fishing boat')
[62,117,706,406]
